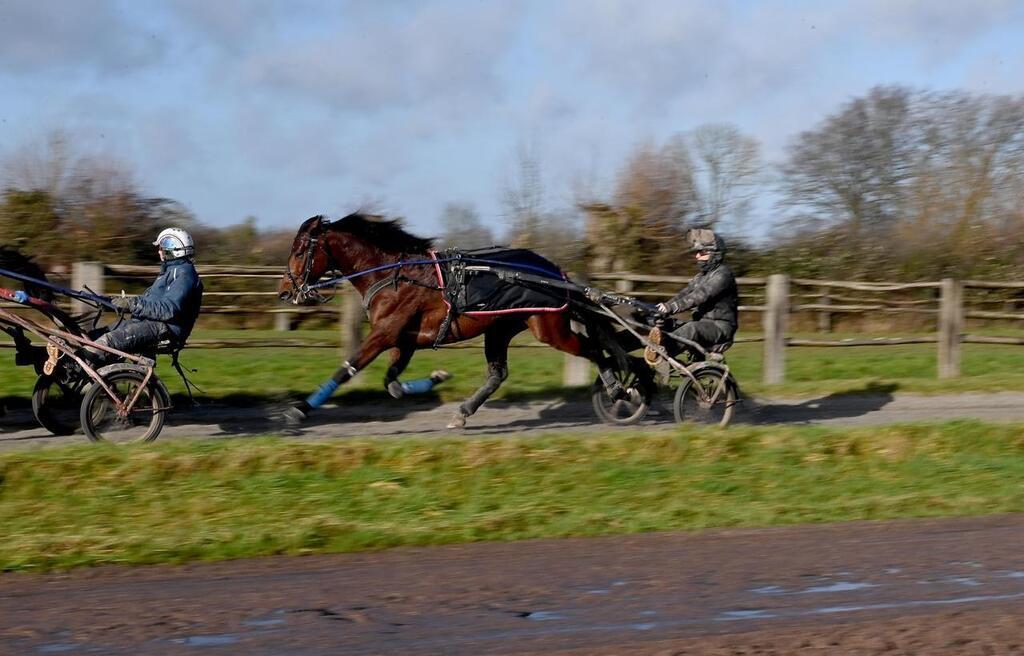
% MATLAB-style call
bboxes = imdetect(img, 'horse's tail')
[0,246,54,302]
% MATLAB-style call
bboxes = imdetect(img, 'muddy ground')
[2,515,1023,654]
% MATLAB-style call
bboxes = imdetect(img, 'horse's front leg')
[284,328,396,425]
[384,346,416,398]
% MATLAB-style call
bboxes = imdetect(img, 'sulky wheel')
[673,369,737,427]
[591,364,653,425]
[80,369,170,444]
[32,373,87,436]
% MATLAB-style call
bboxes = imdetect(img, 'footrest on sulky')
[644,326,664,366]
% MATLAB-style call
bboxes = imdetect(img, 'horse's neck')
[333,238,401,297]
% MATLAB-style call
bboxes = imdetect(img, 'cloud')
[0,0,165,74]
[857,0,1024,59]
[164,0,301,51]
[240,2,520,112]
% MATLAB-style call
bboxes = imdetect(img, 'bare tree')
[437,202,494,249]
[691,124,761,231]
[501,143,545,249]
[779,85,916,234]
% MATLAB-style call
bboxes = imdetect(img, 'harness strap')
[362,272,399,313]
[434,249,466,349]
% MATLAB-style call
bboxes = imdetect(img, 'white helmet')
[153,227,195,260]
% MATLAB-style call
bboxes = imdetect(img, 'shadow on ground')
[736,382,900,424]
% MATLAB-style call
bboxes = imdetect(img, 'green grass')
[7,329,1024,408]
[2,421,1023,571]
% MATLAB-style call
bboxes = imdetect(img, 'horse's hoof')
[387,381,405,399]
[282,406,307,426]
[446,412,467,429]
[429,369,453,384]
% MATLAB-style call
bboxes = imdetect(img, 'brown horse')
[277,213,638,428]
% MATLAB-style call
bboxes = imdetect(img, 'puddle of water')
[1000,571,1024,579]
[814,590,1024,615]
[36,644,80,654]
[718,609,775,621]
[629,622,657,631]
[639,610,657,617]
[949,561,983,569]
[241,618,285,627]
[586,589,610,595]
[753,580,878,595]
[751,585,785,595]
[526,611,565,622]
[174,634,241,647]
[802,581,878,594]
[242,610,286,628]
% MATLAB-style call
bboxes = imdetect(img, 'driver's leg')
[668,320,728,357]
[86,321,166,365]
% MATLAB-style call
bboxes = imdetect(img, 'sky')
[1,0,1023,239]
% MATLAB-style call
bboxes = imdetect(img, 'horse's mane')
[327,212,435,254]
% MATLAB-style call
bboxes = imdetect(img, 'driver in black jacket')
[654,228,738,356]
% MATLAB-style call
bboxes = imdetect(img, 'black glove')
[110,295,134,312]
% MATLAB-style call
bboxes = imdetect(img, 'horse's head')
[278,216,334,305]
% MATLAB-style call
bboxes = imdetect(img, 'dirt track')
[6,390,1024,449]
[2,515,1023,654]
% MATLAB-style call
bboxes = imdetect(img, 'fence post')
[274,311,293,331]
[763,274,789,385]
[340,284,364,355]
[938,278,963,379]
[563,272,593,387]
[817,286,832,333]
[71,262,105,314]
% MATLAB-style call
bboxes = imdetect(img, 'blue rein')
[305,256,570,291]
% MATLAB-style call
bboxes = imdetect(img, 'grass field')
[2,421,1023,571]
[7,328,1024,407]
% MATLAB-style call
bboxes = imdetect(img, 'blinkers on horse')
[280,228,336,305]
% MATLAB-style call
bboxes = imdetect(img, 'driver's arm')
[129,269,195,322]
[663,269,731,314]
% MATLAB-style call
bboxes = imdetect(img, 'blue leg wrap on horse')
[306,379,340,409]
[400,378,434,395]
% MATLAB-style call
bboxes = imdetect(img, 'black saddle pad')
[436,248,569,314]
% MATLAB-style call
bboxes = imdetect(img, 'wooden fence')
[5,262,1024,385]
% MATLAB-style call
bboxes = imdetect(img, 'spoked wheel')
[673,369,737,427]
[591,365,654,425]
[32,373,87,436]
[80,370,170,444]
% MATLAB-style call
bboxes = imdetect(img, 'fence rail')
[6,263,1024,385]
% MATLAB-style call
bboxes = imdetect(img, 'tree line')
[4,85,1024,282]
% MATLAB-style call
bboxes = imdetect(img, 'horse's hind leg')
[447,321,522,429]
[528,313,636,399]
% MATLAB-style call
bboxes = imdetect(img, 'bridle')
[284,233,337,305]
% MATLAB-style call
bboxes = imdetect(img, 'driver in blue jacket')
[87,228,203,363]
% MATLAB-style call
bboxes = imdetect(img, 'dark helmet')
[687,228,726,269]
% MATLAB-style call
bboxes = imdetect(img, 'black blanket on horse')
[432,247,569,315]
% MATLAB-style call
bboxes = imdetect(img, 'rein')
[294,255,569,292]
